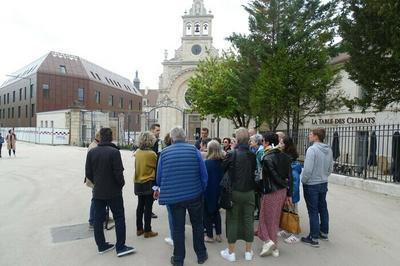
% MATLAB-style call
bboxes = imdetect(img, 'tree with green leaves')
[186,53,253,128]
[231,0,341,134]
[340,0,400,111]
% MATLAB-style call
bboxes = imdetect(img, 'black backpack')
[218,150,236,210]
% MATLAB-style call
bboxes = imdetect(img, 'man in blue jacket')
[154,127,208,266]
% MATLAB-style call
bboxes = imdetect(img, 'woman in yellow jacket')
[134,132,158,238]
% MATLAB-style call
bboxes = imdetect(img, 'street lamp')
[6,74,33,127]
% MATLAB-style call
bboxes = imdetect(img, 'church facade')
[157,0,236,140]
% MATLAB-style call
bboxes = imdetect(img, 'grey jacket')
[302,143,333,185]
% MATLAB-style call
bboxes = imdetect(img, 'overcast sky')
[0,0,250,90]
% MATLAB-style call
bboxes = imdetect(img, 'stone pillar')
[69,109,81,146]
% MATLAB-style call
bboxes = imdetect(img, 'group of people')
[84,124,333,265]
[0,129,17,158]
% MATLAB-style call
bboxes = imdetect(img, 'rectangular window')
[31,104,35,117]
[42,84,49,98]
[13,91,16,102]
[18,106,21,118]
[7,93,9,104]
[90,71,97,79]
[78,88,85,102]
[11,107,14,118]
[45,121,48,128]
[3,94,5,104]
[40,121,43,127]
[59,65,67,74]
[19,88,22,101]
[51,121,54,128]
[95,73,101,80]
[25,105,28,118]
[108,95,114,106]
[119,97,123,108]
[24,87,26,100]
[129,100,133,110]
[95,91,101,104]
[30,84,33,98]
[7,108,10,119]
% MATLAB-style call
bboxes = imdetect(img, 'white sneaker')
[284,234,300,244]
[272,248,279,257]
[277,230,288,238]
[260,240,275,257]
[245,250,254,261]
[220,248,236,262]
[164,237,174,246]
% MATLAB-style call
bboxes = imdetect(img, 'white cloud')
[0,0,250,90]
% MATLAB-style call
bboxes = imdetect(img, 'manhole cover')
[51,223,93,243]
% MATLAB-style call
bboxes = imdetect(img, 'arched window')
[186,23,192,35]
[194,23,200,35]
[203,23,209,35]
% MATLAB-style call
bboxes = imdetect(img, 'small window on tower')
[186,23,192,35]
[194,23,200,35]
[203,23,209,35]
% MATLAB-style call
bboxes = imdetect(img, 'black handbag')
[219,151,236,210]
[134,180,154,196]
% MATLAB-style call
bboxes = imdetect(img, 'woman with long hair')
[204,140,224,243]
[281,137,302,244]
[134,132,158,238]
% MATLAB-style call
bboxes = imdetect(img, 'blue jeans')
[169,195,207,266]
[303,183,329,239]
[93,196,126,252]
[167,205,173,238]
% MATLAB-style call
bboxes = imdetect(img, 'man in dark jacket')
[85,128,135,257]
[195,127,209,150]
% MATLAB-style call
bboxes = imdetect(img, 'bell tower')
[180,0,216,61]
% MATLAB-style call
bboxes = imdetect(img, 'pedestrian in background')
[6,129,17,157]
[85,128,135,257]
[134,132,158,238]
[220,128,256,262]
[195,127,209,150]
[301,128,333,248]
[257,132,292,258]
[204,140,224,243]
[0,133,4,158]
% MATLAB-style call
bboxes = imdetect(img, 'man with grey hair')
[154,127,208,266]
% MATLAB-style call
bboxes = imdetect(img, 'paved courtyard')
[0,142,399,266]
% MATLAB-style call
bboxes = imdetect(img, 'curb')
[329,174,400,198]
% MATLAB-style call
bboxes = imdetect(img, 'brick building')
[0,51,142,131]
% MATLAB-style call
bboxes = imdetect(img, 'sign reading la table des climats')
[311,116,376,125]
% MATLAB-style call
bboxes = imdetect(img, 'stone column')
[69,109,81,146]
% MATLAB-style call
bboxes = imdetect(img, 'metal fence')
[289,124,400,184]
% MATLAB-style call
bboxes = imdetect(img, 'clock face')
[191,44,202,55]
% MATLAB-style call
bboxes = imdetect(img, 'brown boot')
[136,229,144,236]
[144,231,158,238]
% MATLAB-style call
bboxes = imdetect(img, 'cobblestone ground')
[0,142,399,266]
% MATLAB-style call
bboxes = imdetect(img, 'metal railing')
[289,124,400,184]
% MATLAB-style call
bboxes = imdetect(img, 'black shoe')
[170,256,183,266]
[301,236,319,248]
[254,214,259,220]
[198,253,208,264]
[319,232,329,241]
[98,243,115,254]
[152,212,158,219]
[117,245,136,257]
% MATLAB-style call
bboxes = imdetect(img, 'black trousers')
[136,194,154,232]
[94,196,126,252]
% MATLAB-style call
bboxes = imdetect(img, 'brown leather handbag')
[280,204,301,234]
